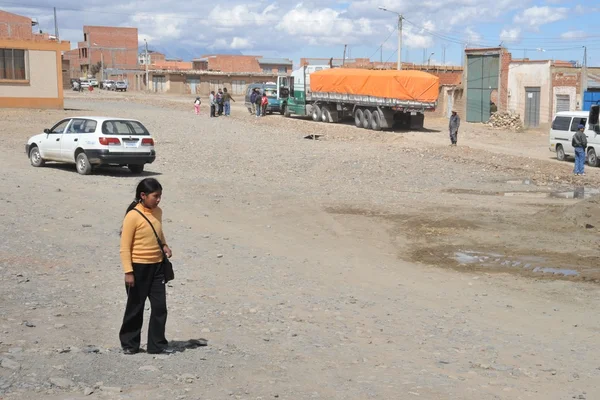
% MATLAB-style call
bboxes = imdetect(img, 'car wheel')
[29,146,45,167]
[76,152,93,175]
[556,144,565,161]
[128,164,144,174]
[588,148,599,167]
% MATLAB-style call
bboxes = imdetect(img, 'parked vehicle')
[276,66,439,130]
[89,79,99,87]
[79,79,90,89]
[244,83,282,114]
[25,117,156,175]
[102,80,115,90]
[114,81,128,92]
[549,104,600,165]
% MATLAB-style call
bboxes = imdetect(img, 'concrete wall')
[0,39,70,109]
[508,61,551,124]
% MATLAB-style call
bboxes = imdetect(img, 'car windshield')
[102,120,149,135]
[117,81,126,85]
[264,87,277,97]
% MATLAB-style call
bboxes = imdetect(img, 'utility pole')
[53,7,59,40]
[581,45,588,110]
[378,7,402,70]
[100,51,104,81]
[342,44,347,66]
[144,39,149,91]
[380,45,383,63]
[397,14,403,70]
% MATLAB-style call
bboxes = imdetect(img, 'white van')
[550,105,600,165]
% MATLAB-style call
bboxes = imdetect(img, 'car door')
[61,118,96,161]
[43,119,71,160]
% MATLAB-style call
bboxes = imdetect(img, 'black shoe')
[122,348,139,355]
[148,348,175,355]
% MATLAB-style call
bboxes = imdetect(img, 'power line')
[367,26,397,60]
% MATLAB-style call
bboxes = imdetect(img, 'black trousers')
[210,105,216,117]
[218,103,223,115]
[119,262,168,353]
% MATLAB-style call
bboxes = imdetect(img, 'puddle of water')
[549,187,600,199]
[453,250,580,277]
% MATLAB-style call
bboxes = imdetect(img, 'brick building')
[64,25,140,85]
[139,50,165,65]
[192,54,292,74]
[0,11,70,109]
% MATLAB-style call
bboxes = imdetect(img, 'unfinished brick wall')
[498,49,511,113]
[80,26,139,72]
[205,55,261,73]
[0,11,33,40]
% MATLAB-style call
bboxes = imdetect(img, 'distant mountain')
[138,44,243,61]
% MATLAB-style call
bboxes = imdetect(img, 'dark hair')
[223,88,227,92]
[125,178,163,215]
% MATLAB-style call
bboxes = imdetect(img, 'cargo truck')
[277,66,440,130]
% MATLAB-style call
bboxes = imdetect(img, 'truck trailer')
[277,66,440,130]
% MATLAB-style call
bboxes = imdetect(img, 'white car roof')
[555,111,589,118]
[63,116,142,123]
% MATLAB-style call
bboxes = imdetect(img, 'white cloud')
[464,27,482,45]
[513,6,568,29]
[276,5,372,45]
[230,37,253,50]
[207,4,278,28]
[131,13,183,40]
[560,30,587,40]
[499,28,521,43]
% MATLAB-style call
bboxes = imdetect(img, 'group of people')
[250,88,270,117]
[196,88,235,117]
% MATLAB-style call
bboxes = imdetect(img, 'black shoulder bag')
[132,209,174,282]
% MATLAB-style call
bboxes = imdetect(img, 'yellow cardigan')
[120,203,167,273]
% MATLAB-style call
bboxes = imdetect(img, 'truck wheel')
[354,108,364,128]
[321,107,331,123]
[371,110,382,131]
[312,105,322,122]
[363,109,372,129]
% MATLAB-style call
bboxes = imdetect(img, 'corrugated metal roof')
[588,73,600,89]
[258,57,293,65]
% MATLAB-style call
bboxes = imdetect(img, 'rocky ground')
[0,90,599,400]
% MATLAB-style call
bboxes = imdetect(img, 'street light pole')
[378,6,403,70]
[427,52,435,69]
[144,39,149,91]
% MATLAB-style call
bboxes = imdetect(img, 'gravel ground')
[0,92,599,400]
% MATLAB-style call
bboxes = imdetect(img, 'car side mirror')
[44,128,50,133]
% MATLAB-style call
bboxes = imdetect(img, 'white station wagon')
[26,116,156,175]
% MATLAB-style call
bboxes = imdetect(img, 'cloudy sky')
[2,0,599,66]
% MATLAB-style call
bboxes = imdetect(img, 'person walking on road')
[255,90,263,117]
[572,124,588,176]
[261,92,269,117]
[209,91,216,118]
[250,89,258,116]
[119,178,173,355]
[449,110,460,146]
[193,97,201,115]
[222,88,235,116]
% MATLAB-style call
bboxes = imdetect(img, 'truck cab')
[277,65,331,117]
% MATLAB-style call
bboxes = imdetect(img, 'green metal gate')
[466,54,499,123]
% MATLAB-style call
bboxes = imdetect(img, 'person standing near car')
[222,88,235,116]
[261,92,269,117]
[119,178,173,355]
[572,124,588,176]
[209,91,216,118]
[255,90,262,117]
[250,88,258,115]
[449,110,460,146]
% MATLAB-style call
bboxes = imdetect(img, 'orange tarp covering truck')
[276,66,440,131]
[310,68,439,103]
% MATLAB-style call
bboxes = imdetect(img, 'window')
[0,49,27,80]
[102,120,149,135]
[552,116,571,131]
[67,119,97,134]
[262,67,272,73]
[50,119,71,134]
[278,66,288,73]
[570,118,587,132]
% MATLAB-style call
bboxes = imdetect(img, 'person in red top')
[261,93,269,117]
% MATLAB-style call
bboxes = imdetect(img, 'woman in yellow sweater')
[119,178,173,355]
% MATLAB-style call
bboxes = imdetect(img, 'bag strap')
[132,208,166,256]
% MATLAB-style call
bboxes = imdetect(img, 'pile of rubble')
[486,112,524,131]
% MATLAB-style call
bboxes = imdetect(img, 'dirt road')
[0,92,599,400]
